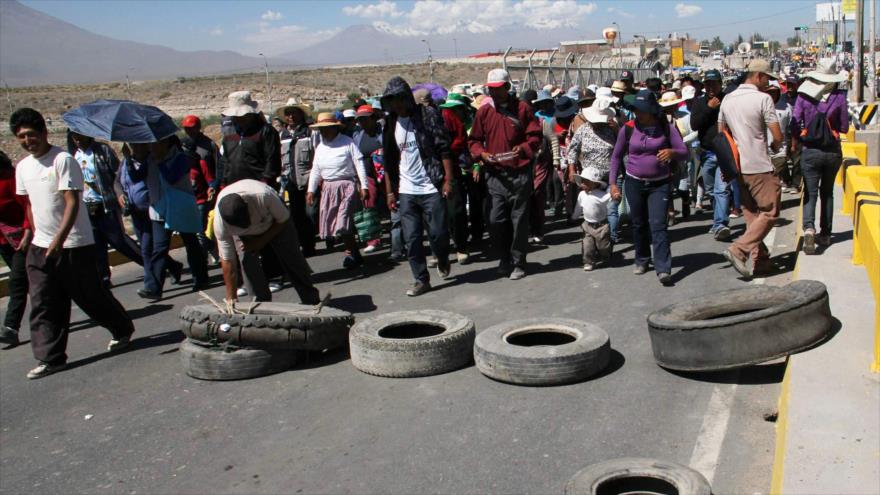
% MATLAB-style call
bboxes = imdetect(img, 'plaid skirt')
[318,179,357,239]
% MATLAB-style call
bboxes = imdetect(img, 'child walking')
[572,166,613,271]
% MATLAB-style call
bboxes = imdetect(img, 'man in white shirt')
[718,60,784,278]
[214,179,320,304]
[10,108,134,380]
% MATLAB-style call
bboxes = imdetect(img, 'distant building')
[559,39,611,55]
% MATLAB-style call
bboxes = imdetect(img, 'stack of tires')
[178,303,354,380]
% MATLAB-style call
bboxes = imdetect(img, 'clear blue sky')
[21,0,839,57]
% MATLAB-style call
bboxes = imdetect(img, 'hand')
[386,192,398,212]
[359,188,368,202]
[707,97,721,109]
[46,239,62,259]
[207,187,216,202]
[610,184,622,201]
[656,148,674,163]
[511,145,522,157]
[17,230,32,252]
[472,169,481,183]
[480,151,495,164]
[442,179,452,198]
[118,194,126,209]
[306,192,315,206]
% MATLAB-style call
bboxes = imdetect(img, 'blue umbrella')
[62,99,178,143]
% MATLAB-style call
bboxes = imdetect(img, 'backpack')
[800,110,839,150]
[712,127,741,179]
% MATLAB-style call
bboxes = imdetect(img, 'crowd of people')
[0,58,851,378]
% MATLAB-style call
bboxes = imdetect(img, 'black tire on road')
[179,303,354,351]
[179,339,296,381]
[647,280,833,371]
[474,318,610,386]
[349,310,475,378]
[564,457,711,495]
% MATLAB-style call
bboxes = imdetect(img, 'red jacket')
[468,97,542,169]
[189,157,216,205]
[0,167,31,248]
[441,108,468,156]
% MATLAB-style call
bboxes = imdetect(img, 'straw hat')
[309,112,342,129]
[658,91,683,108]
[275,97,312,118]
[610,81,628,93]
[223,91,259,117]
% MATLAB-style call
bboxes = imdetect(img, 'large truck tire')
[179,339,296,381]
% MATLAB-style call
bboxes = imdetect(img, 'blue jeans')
[801,147,842,235]
[130,210,182,292]
[624,176,672,275]
[730,178,742,210]
[701,151,730,231]
[389,208,405,257]
[147,220,208,295]
[88,204,143,283]
[607,175,625,242]
[399,192,449,283]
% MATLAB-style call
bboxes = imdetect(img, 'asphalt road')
[0,195,802,495]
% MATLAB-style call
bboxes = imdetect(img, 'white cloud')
[208,26,224,36]
[343,1,404,18]
[366,0,597,36]
[675,3,702,18]
[260,10,283,21]
[606,6,634,19]
[242,23,342,55]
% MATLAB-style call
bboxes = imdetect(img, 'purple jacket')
[610,122,687,182]
[791,90,849,150]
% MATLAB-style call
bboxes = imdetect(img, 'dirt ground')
[0,62,493,162]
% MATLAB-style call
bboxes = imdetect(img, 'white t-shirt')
[574,188,612,224]
[15,146,94,248]
[395,117,437,195]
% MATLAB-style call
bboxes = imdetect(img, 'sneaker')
[667,210,676,226]
[583,263,594,271]
[389,252,406,262]
[713,226,731,241]
[363,243,378,254]
[136,288,162,301]
[803,228,817,255]
[27,362,67,380]
[530,236,544,244]
[509,267,526,280]
[729,208,742,219]
[107,336,131,352]
[723,248,753,278]
[0,326,19,348]
[658,272,672,285]
[406,280,431,297]
[427,257,438,268]
[437,260,451,280]
[456,252,470,265]
[269,282,283,292]
[817,234,832,247]
[236,287,249,297]
[633,264,648,275]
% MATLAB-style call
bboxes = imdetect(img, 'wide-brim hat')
[610,81,628,93]
[797,79,832,100]
[584,103,615,124]
[275,97,312,118]
[658,91,683,108]
[440,92,470,108]
[223,91,259,117]
[578,89,596,105]
[574,166,607,188]
[554,96,578,119]
[595,87,619,103]
[806,59,848,83]
[309,112,342,129]
[532,89,553,104]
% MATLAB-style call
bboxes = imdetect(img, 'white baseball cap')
[342,109,357,119]
[486,69,511,88]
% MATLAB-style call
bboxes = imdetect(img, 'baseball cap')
[181,115,201,128]
[342,109,357,119]
[620,70,634,82]
[486,68,511,88]
[746,59,777,79]
[702,69,723,82]
[355,105,374,117]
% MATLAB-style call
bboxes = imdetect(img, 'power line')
[636,6,807,35]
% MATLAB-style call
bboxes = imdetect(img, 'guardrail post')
[546,48,558,87]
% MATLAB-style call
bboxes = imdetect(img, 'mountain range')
[0,0,590,87]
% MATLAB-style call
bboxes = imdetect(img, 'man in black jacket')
[68,131,144,286]
[219,91,281,187]
[689,69,732,241]
[381,76,454,297]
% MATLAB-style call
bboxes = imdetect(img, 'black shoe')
[437,260,451,280]
[169,262,184,285]
[137,288,162,301]
[658,272,673,285]
[497,262,512,276]
[192,281,211,291]
[0,326,19,348]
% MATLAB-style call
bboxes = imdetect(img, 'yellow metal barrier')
[839,142,869,185]
[843,166,880,215]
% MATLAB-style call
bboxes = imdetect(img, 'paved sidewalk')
[775,184,880,494]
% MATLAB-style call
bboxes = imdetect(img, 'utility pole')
[453,37,458,58]
[0,79,11,114]
[421,39,434,82]
[259,53,273,114]
[125,67,134,99]
[870,0,877,103]
[856,0,865,102]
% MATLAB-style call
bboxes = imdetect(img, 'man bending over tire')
[214,179,320,304]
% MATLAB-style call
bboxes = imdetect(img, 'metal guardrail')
[501,46,660,91]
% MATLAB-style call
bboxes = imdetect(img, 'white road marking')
[689,381,739,484]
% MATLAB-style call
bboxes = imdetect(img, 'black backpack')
[800,110,839,150]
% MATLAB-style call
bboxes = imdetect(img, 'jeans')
[389,208,405,257]
[130,210,182,292]
[447,174,470,252]
[701,151,730,231]
[801,147,842,235]
[88,204,143,283]
[624,176,672,275]
[0,244,28,331]
[399,192,449,283]
[607,175,625,242]
[147,221,208,295]
[486,169,532,268]
[730,177,742,210]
